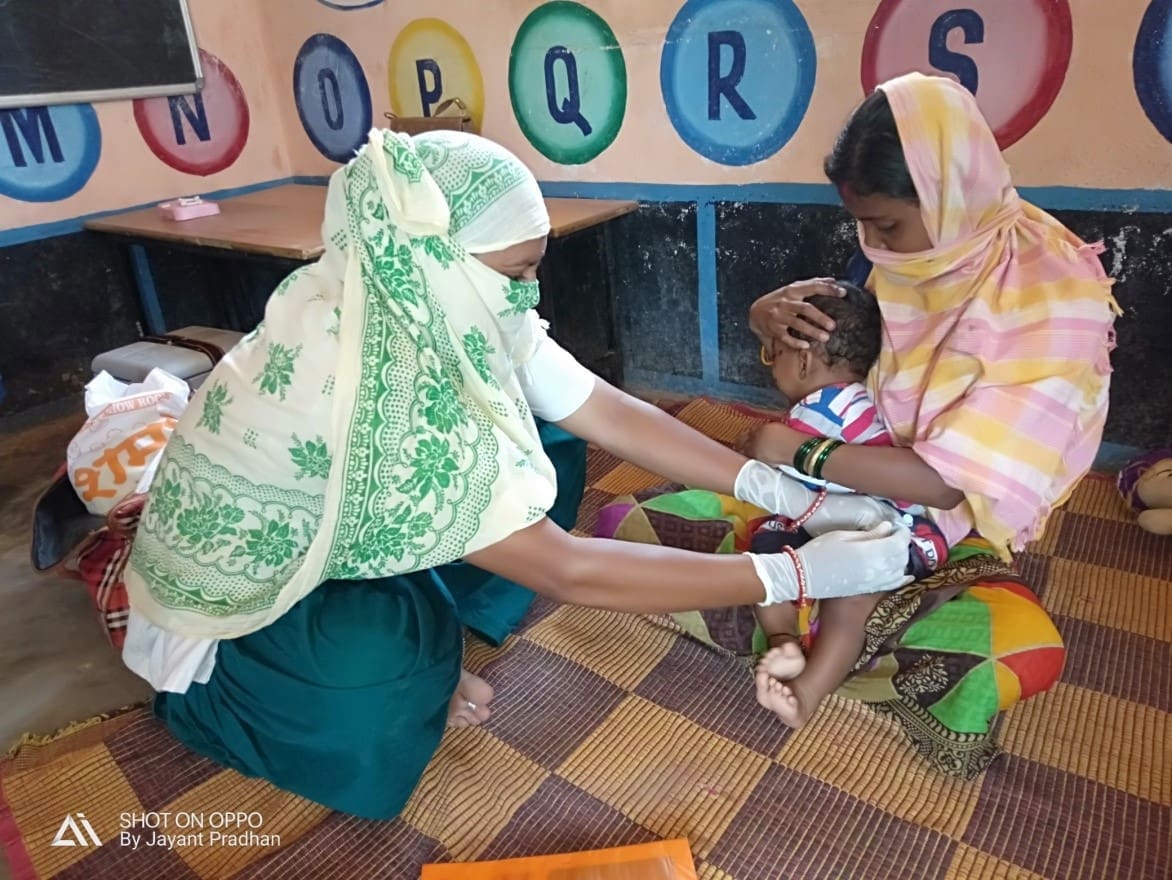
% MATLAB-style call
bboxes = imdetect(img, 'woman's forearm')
[557,380,747,494]
[751,422,962,509]
[821,443,963,509]
[465,519,765,612]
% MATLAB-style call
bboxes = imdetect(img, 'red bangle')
[779,487,827,532]
[780,544,807,605]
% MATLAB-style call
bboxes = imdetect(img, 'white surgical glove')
[748,521,913,605]
[733,459,901,536]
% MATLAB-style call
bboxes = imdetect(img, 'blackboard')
[0,0,202,109]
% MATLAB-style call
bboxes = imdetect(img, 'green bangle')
[794,437,825,475]
[811,439,844,480]
[804,438,835,476]
[802,438,834,476]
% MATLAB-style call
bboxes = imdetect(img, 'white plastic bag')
[67,369,190,515]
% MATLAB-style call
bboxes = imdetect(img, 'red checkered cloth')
[63,494,142,649]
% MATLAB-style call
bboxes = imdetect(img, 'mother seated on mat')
[596,73,1120,776]
[120,128,915,820]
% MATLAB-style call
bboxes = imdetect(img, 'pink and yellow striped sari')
[866,73,1120,559]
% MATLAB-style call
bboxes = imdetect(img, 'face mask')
[502,278,540,316]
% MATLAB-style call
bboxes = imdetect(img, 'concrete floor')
[0,410,148,879]
[0,409,151,754]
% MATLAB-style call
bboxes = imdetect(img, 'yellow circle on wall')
[388,18,485,131]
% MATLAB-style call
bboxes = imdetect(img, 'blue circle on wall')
[1135,0,1172,142]
[0,103,101,202]
[660,0,816,166]
[316,0,385,10]
[294,34,373,163]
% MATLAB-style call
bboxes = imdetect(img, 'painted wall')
[0,1,294,414]
[253,0,1171,449]
[0,1,290,236]
[263,0,1172,194]
[2,0,1170,445]
[5,0,1171,236]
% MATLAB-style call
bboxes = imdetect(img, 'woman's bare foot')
[755,643,817,729]
[447,669,494,729]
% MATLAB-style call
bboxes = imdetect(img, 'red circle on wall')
[860,0,1072,148]
[133,49,251,176]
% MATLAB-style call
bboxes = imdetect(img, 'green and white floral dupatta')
[126,129,559,638]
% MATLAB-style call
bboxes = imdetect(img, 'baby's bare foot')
[755,643,820,729]
[754,666,818,729]
[447,669,494,729]
[761,641,805,679]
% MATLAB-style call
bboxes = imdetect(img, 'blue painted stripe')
[540,180,1172,213]
[5,175,1172,248]
[306,175,1172,213]
[1095,441,1145,475]
[1019,186,1172,213]
[129,244,166,335]
[539,180,838,205]
[0,177,299,247]
[696,201,720,383]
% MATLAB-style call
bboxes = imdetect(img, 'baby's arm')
[744,422,796,464]
[746,397,847,466]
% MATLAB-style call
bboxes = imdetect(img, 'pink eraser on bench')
[158,196,221,221]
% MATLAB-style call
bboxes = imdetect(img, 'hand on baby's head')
[764,282,882,402]
[795,283,880,373]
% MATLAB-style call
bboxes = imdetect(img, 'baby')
[749,281,949,729]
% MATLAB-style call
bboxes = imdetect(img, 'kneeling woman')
[123,129,909,819]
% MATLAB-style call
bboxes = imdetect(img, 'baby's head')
[768,281,881,402]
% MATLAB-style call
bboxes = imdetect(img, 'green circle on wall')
[508,1,627,165]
